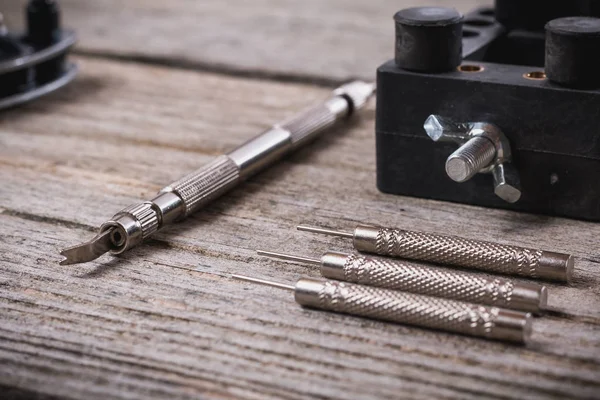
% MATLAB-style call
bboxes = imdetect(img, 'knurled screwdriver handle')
[162,100,344,217]
[319,252,547,313]
[162,155,241,217]
[60,81,375,265]
[352,225,574,282]
[294,278,532,343]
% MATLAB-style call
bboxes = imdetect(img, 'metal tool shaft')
[298,225,574,282]
[295,279,531,343]
[60,81,375,265]
[259,250,547,313]
[233,274,531,343]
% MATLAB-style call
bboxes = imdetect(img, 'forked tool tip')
[58,229,114,265]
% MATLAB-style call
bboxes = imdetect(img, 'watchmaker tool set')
[228,221,573,344]
[46,0,587,344]
[0,0,76,110]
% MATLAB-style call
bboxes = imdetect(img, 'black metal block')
[375,60,600,221]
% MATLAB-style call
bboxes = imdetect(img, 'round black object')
[27,0,61,46]
[545,17,600,89]
[394,7,463,73]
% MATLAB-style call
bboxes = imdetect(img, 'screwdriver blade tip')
[58,248,81,265]
[57,229,114,266]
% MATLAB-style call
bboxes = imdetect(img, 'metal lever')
[424,114,521,203]
[230,274,532,343]
[257,250,547,313]
[297,225,574,282]
[60,81,375,265]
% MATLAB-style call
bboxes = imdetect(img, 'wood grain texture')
[3,0,491,83]
[1,56,599,399]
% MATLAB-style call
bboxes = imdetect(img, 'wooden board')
[1,56,599,399]
[3,0,491,83]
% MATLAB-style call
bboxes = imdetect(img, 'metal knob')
[424,114,521,203]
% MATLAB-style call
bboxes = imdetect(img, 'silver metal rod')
[296,225,354,238]
[223,271,533,342]
[351,224,574,282]
[317,251,547,313]
[60,81,375,265]
[230,274,295,291]
[256,250,321,266]
[294,278,532,343]
[298,223,574,282]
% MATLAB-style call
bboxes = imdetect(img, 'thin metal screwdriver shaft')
[297,225,354,238]
[257,249,547,313]
[256,250,321,265]
[230,274,295,291]
[227,273,532,343]
[297,224,574,282]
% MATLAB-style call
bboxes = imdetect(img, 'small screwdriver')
[257,250,547,313]
[228,273,532,343]
[297,225,574,282]
[59,81,375,265]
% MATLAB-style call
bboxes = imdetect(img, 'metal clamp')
[424,114,521,203]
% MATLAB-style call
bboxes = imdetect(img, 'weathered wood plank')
[0,56,599,399]
[3,0,491,83]
[1,213,600,400]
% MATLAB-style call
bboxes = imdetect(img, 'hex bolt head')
[446,136,496,182]
[424,114,468,142]
[424,114,445,141]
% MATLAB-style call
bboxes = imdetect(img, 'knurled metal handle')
[161,155,240,217]
[335,254,545,313]
[114,202,159,239]
[294,279,531,343]
[353,226,573,282]
[280,103,339,145]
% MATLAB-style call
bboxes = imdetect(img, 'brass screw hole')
[457,65,484,73]
[524,71,546,80]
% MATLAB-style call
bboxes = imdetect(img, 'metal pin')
[231,273,295,291]
[257,249,547,313]
[297,224,574,282]
[297,225,354,238]
[256,250,321,265]
[0,13,7,36]
[227,273,532,343]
